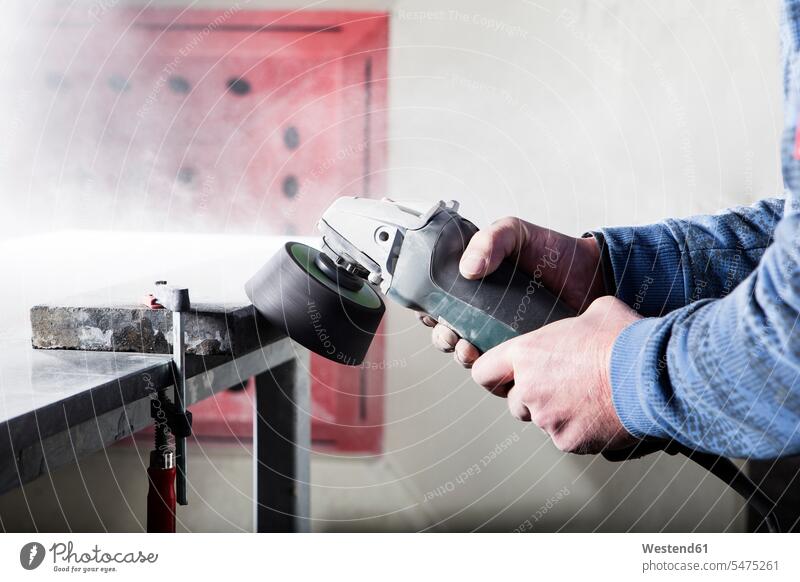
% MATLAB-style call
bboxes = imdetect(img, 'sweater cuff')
[590,225,686,316]
[609,317,671,440]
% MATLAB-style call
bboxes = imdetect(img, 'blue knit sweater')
[596,1,800,460]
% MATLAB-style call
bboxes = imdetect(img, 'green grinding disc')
[287,242,382,310]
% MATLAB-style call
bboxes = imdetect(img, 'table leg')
[253,357,311,532]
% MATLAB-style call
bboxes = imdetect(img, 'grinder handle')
[389,211,576,354]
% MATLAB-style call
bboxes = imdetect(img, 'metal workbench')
[0,231,313,532]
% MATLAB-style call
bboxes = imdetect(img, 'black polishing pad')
[245,242,385,366]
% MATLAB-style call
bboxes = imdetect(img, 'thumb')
[459,217,528,279]
[471,339,516,396]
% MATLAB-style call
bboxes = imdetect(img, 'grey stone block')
[31,303,280,357]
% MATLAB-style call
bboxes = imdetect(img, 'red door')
[32,6,389,454]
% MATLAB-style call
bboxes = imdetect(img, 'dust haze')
[0,0,373,242]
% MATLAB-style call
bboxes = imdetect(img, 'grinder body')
[386,208,574,353]
[247,198,574,364]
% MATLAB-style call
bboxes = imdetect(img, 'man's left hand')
[471,295,642,454]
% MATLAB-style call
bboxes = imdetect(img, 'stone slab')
[30,303,282,357]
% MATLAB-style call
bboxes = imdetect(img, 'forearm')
[591,198,785,316]
[609,208,800,459]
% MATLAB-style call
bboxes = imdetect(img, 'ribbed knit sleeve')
[590,198,784,318]
[606,206,800,458]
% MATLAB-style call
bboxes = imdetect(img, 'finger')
[454,339,480,368]
[415,311,437,328]
[471,340,515,392]
[459,217,526,279]
[432,324,459,352]
[506,386,531,421]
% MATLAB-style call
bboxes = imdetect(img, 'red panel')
[32,6,389,454]
[309,325,386,453]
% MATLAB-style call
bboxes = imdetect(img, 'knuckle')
[470,364,487,387]
[454,341,477,366]
[530,410,547,430]
[508,342,525,365]
[551,433,572,452]
[472,367,507,395]
[433,324,455,340]
[454,352,470,368]
[417,312,436,327]
[552,432,580,453]
[490,217,522,245]
[506,400,520,419]
[507,398,529,421]
[464,237,492,263]
[590,295,616,310]
[467,228,493,248]
[510,410,526,422]
[493,216,520,231]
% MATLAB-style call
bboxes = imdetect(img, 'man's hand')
[471,296,641,454]
[419,217,606,367]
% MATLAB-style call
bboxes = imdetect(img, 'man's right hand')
[418,217,607,368]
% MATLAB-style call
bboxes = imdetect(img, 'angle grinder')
[245,197,574,365]
[245,196,781,532]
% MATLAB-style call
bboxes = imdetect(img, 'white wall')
[0,0,784,532]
